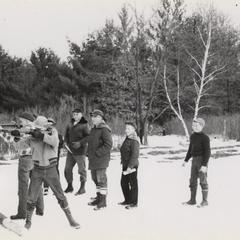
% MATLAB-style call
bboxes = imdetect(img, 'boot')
[75,181,86,195]
[10,214,26,220]
[94,193,106,210]
[182,188,197,205]
[197,190,208,208]
[24,209,34,230]
[64,183,74,193]
[88,192,100,206]
[63,207,80,229]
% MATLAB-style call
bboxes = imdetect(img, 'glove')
[11,129,20,137]
[200,166,207,173]
[72,141,81,149]
[30,129,44,140]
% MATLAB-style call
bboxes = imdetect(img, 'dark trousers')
[43,163,59,189]
[17,156,44,217]
[189,157,208,191]
[64,153,87,183]
[121,169,138,205]
[27,165,68,211]
[91,169,108,194]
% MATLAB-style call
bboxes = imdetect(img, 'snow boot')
[64,183,74,193]
[63,207,80,229]
[10,214,26,220]
[118,201,131,206]
[24,209,34,230]
[125,203,138,209]
[183,188,197,205]
[197,190,208,208]
[94,193,106,210]
[88,192,100,206]
[75,181,86,195]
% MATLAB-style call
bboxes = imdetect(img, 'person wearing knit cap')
[23,115,80,230]
[87,109,113,210]
[182,117,211,208]
[10,112,44,220]
[119,121,140,209]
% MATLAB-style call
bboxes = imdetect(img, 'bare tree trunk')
[163,64,189,139]
[82,92,87,115]
[143,120,149,145]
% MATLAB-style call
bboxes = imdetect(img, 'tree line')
[1,0,240,143]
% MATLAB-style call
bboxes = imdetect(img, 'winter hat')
[34,116,48,128]
[90,109,104,118]
[18,112,35,122]
[72,107,83,113]
[125,120,137,130]
[193,118,205,127]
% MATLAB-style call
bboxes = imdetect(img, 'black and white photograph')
[0,0,240,239]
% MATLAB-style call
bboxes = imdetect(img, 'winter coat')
[65,117,90,155]
[87,121,113,170]
[120,133,140,170]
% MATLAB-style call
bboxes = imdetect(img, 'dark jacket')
[120,135,140,170]
[184,132,211,166]
[65,117,90,155]
[87,121,113,170]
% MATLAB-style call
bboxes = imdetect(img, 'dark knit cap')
[125,121,137,130]
[72,107,83,113]
[18,112,35,122]
[90,109,104,118]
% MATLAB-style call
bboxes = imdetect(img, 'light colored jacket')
[30,128,59,167]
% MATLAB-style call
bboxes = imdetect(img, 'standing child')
[182,118,211,208]
[119,121,140,209]
[87,109,113,210]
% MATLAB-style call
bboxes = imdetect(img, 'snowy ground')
[1,135,240,240]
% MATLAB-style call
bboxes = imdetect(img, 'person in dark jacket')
[182,117,211,208]
[119,121,140,209]
[87,109,113,210]
[64,108,90,195]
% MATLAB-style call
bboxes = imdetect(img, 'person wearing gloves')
[119,121,140,209]
[87,109,113,210]
[64,108,90,195]
[23,116,80,230]
[9,112,44,220]
[182,117,211,208]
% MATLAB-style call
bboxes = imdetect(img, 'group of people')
[0,107,141,231]
[0,105,211,232]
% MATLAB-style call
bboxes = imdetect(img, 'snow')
[1,135,240,240]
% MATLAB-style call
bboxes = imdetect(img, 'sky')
[0,0,239,61]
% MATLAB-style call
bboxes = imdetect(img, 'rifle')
[0,122,22,133]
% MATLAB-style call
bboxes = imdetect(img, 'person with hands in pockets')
[119,121,140,209]
[182,117,211,208]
